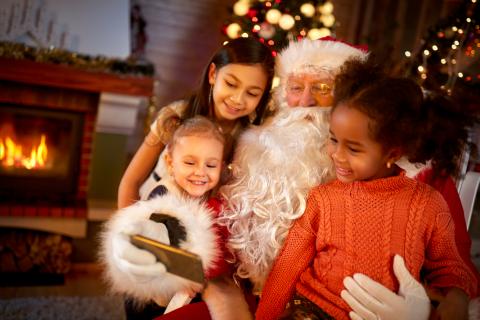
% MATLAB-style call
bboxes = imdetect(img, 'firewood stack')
[0,228,73,274]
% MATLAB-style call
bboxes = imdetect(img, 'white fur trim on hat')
[277,38,368,78]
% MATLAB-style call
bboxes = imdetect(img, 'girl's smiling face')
[327,103,397,183]
[166,135,224,198]
[208,63,268,122]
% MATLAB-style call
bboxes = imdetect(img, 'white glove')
[112,220,170,281]
[341,255,431,320]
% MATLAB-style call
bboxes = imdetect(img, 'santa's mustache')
[270,103,331,129]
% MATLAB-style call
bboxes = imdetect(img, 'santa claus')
[213,38,432,319]
[220,37,367,291]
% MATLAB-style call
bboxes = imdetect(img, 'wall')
[0,0,130,58]
[332,0,465,66]
[136,0,235,109]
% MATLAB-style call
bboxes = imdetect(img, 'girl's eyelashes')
[183,161,219,168]
[329,136,338,144]
[224,78,262,96]
[225,80,236,87]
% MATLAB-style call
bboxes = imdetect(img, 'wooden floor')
[0,263,107,299]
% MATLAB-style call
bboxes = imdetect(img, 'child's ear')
[164,152,173,173]
[208,63,217,85]
[386,147,403,165]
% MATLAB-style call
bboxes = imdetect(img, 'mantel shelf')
[0,57,153,97]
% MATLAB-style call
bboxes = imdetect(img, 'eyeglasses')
[286,82,333,97]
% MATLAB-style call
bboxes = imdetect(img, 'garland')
[0,41,155,77]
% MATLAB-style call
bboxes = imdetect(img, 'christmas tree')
[222,0,336,55]
[403,0,479,94]
[401,0,479,175]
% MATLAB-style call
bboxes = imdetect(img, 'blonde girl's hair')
[167,115,225,154]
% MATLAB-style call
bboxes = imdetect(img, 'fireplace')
[0,78,99,222]
[0,56,153,236]
[0,55,152,283]
[0,105,84,204]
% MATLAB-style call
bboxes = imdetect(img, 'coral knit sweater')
[415,167,480,295]
[256,172,478,320]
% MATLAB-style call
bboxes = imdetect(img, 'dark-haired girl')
[256,57,477,320]
[118,37,275,209]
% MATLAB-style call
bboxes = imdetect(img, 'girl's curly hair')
[333,55,478,180]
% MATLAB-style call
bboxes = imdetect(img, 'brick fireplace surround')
[0,57,153,238]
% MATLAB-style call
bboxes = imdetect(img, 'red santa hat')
[276,36,369,80]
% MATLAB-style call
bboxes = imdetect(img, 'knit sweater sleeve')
[255,190,320,320]
[422,191,478,298]
[415,168,479,288]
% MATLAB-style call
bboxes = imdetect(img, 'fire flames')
[0,134,48,170]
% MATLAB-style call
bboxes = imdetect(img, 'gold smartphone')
[130,234,205,284]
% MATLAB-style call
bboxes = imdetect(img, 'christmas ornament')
[258,22,276,39]
[223,0,336,52]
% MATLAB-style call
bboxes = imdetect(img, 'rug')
[0,295,126,320]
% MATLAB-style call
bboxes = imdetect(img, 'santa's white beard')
[219,106,335,290]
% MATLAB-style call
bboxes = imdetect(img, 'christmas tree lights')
[223,0,336,55]
[404,0,479,93]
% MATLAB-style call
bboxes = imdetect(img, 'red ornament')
[247,9,257,18]
[221,24,228,35]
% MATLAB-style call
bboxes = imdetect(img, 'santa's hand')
[341,255,430,320]
[111,220,170,280]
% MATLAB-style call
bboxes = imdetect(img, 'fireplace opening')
[0,105,84,204]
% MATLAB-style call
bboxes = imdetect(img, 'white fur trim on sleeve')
[99,193,220,304]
